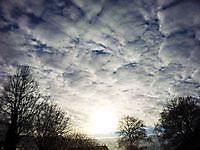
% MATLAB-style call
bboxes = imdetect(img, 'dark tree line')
[0,66,99,150]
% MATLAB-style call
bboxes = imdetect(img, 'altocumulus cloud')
[0,0,200,130]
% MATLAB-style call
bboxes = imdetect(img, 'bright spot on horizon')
[88,106,118,135]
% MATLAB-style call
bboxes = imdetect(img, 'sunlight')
[88,106,118,135]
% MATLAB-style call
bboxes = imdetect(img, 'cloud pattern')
[0,0,200,131]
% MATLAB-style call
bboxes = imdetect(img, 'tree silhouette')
[34,101,70,150]
[33,132,100,150]
[155,96,200,149]
[66,132,99,149]
[118,116,147,150]
[0,66,47,150]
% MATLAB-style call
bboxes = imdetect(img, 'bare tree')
[118,116,147,150]
[0,66,46,150]
[34,101,70,150]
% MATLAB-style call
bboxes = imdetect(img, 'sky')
[0,0,200,136]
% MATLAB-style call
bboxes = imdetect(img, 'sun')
[88,106,118,135]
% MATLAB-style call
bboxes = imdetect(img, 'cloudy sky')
[0,0,200,135]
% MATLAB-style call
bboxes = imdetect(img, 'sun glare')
[88,106,118,135]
